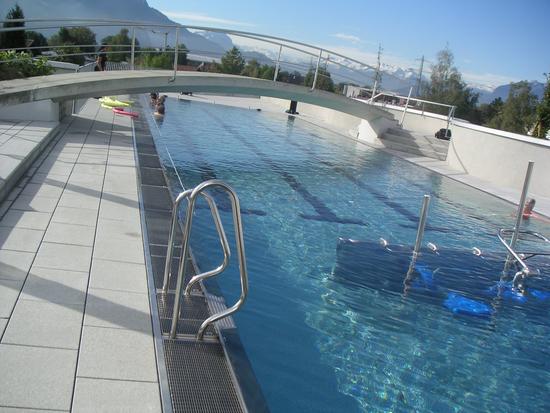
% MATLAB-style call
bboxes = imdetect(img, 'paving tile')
[57,190,100,210]
[96,217,141,241]
[84,288,151,333]
[43,222,96,247]
[98,195,140,223]
[29,172,70,185]
[2,300,83,349]
[51,206,97,227]
[72,163,106,176]
[20,267,88,305]
[0,250,34,281]
[0,210,51,230]
[0,279,24,318]
[90,258,147,293]
[93,234,144,265]
[0,227,44,252]
[11,195,59,213]
[72,377,161,413]
[33,242,92,272]
[78,325,157,382]
[0,317,7,337]
[0,344,77,410]
[20,182,64,199]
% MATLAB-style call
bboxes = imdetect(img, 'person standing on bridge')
[95,45,108,71]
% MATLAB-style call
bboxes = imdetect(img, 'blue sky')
[148,0,549,87]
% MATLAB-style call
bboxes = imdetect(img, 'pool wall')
[261,96,550,201]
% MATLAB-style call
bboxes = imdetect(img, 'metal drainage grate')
[164,340,244,413]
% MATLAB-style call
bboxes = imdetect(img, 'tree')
[422,47,479,122]
[25,31,48,55]
[499,81,538,134]
[258,64,275,80]
[479,97,504,128]
[101,29,140,62]
[136,47,187,69]
[534,73,550,138]
[48,26,97,65]
[241,59,260,78]
[304,66,335,92]
[219,47,245,74]
[1,4,26,50]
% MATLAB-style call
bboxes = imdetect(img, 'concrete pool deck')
[0,99,161,412]
[171,93,550,219]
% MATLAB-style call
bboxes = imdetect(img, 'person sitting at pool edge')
[522,198,536,219]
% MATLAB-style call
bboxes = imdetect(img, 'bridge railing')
[0,18,454,124]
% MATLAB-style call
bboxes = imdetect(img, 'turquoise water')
[146,97,550,413]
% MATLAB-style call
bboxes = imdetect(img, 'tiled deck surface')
[0,99,161,412]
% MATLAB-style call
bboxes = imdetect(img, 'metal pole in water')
[510,161,535,250]
[273,44,282,81]
[399,86,413,126]
[413,195,431,257]
[311,48,322,90]
[130,27,136,70]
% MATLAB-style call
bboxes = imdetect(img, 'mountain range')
[2,0,545,101]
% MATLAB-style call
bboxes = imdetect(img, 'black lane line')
[164,123,266,217]
[259,122,456,233]
[305,130,495,235]
[202,108,367,226]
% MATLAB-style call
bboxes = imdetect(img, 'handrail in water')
[164,180,248,340]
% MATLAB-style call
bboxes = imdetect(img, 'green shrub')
[0,50,53,81]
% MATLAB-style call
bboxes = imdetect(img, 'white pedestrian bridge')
[0,70,392,123]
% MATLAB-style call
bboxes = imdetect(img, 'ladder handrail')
[162,190,230,293]
[169,180,249,340]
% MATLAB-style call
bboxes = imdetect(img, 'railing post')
[445,105,454,135]
[311,48,322,90]
[399,86,413,126]
[370,81,378,103]
[510,161,535,250]
[130,27,136,70]
[171,27,179,81]
[413,195,430,257]
[273,44,282,81]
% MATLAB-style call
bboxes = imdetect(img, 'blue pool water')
[146,97,550,413]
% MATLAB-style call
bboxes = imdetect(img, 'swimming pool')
[146,96,550,413]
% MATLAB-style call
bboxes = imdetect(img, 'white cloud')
[332,33,361,44]
[162,11,255,28]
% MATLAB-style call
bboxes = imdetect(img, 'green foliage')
[258,64,275,80]
[498,81,538,134]
[1,4,26,50]
[25,31,48,56]
[535,73,550,138]
[101,29,140,62]
[0,50,53,80]
[478,98,504,128]
[421,47,479,122]
[304,67,335,92]
[48,26,96,65]
[136,47,187,69]
[218,47,245,75]
[241,59,260,78]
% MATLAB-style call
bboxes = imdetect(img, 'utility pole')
[371,43,383,100]
[416,55,424,97]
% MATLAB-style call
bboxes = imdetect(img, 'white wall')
[260,96,397,143]
[446,123,550,198]
[0,100,60,121]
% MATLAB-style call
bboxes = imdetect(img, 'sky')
[147,0,550,88]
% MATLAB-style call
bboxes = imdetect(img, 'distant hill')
[0,0,224,54]
[477,81,545,104]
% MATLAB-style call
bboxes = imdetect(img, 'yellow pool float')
[99,97,132,107]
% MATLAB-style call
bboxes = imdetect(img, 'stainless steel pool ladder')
[162,180,249,340]
[498,228,550,287]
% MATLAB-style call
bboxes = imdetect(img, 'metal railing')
[163,180,248,340]
[0,17,421,95]
[347,86,457,131]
